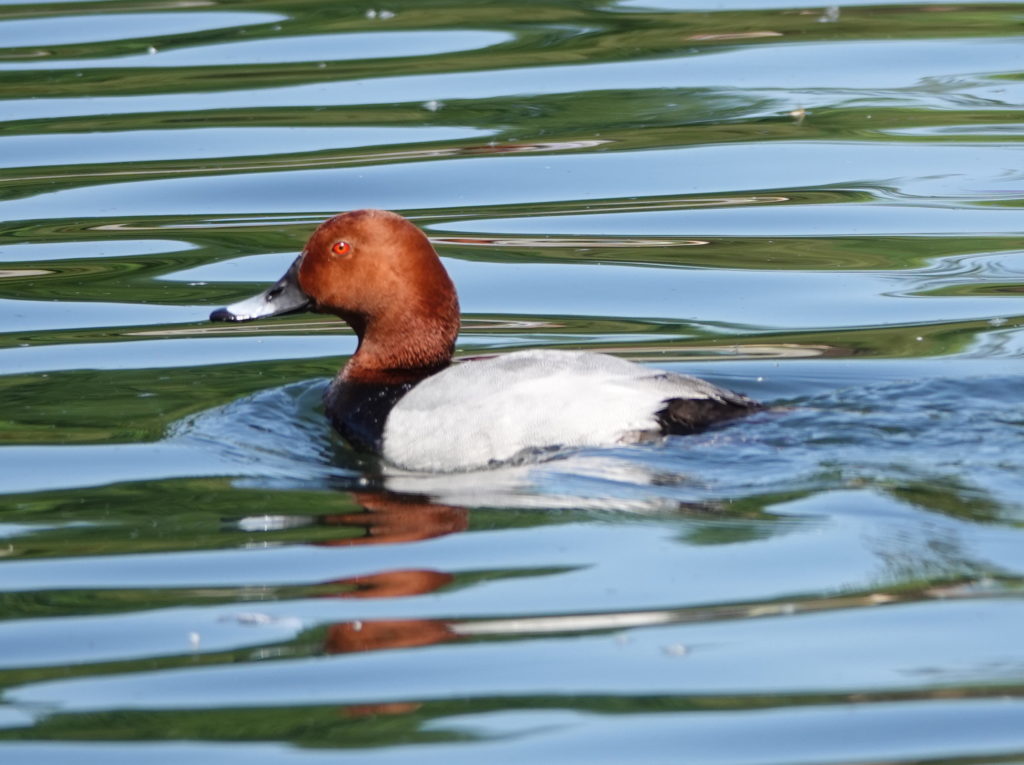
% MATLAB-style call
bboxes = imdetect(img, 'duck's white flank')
[381,349,745,472]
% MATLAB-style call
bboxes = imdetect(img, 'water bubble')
[817,5,840,23]
[226,612,274,626]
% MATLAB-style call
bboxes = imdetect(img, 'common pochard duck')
[210,209,760,472]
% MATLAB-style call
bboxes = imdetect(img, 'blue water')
[2,0,1024,762]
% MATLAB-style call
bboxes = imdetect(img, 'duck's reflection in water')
[301,491,467,659]
[327,615,458,654]
[318,490,469,546]
[253,482,720,669]
[301,491,467,718]
[233,481,1001,720]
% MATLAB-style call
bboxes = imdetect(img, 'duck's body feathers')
[380,349,758,472]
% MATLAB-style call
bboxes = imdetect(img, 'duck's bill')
[209,256,312,322]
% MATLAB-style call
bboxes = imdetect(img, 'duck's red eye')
[331,241,351,257]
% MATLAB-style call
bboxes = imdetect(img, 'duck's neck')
[341,311,458,386]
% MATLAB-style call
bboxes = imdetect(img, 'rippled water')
[2,0,1024,762]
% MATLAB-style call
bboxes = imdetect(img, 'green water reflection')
[2,0,1024,761]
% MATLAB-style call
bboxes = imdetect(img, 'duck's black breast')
[324,379,418,453]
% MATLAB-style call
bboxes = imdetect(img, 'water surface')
[2,0,1024,763]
